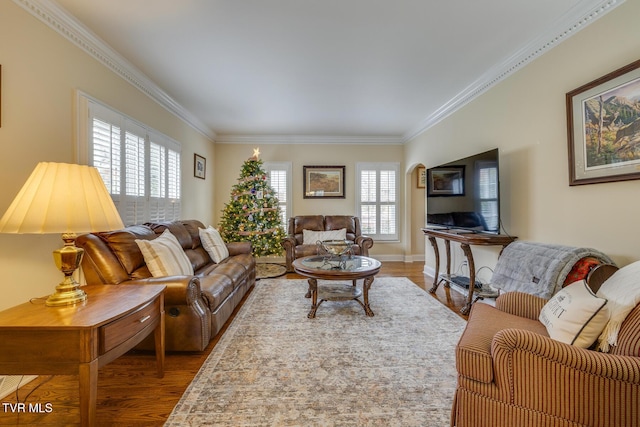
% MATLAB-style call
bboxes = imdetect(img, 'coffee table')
[293,255,381,318]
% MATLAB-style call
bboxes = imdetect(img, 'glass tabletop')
[297,255,380,272]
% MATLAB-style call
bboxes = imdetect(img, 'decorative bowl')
[318,239,354,256]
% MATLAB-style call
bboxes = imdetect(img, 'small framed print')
[194,153,206,179]
[417,166,426,188]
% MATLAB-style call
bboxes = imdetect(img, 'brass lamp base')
[47,233,87,307]
[46,284,87,307]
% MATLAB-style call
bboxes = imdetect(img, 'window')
[356,163,400,241]
[263,162,292,229]
[476,160,498,231]
[79,94,181,225]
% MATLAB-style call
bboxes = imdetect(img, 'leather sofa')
[282,215,374,272]
[76,219,255,352]
[452,264,640,427]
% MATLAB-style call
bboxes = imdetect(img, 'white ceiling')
[40,0,620,141]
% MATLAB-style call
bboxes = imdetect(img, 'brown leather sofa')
[282,215,374,271]
[76,219,255,352]
[452,264,640,427]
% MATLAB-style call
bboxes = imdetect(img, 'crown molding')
[14,0,216,141]
[402,0,624,143]
[215,134,404,145]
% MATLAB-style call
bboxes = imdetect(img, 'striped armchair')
[452,264,640,427]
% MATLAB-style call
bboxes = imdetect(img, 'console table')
[0,284,165,427]
[422,228,516,315]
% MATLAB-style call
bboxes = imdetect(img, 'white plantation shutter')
[356,163,399,240]
[264,162,292,228]
[85,95,182,226]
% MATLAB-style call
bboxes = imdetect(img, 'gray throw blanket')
[491,241,614,299]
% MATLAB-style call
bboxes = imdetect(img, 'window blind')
[356,163,399,240]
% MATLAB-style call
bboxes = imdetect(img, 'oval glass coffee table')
[293,255,382,318]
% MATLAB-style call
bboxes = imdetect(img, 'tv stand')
[422,228,516,315]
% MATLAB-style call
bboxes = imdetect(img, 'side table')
[422,228,516,315]
[0,284,165,427]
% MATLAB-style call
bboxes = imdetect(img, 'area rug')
[256,262,287,279]
[165,277,466,426]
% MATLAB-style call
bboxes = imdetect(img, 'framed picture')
[417,166,426,188]
[567,58,640,185]
[194,153,206,179]
[427,166,465,197]
[303,165,345,198]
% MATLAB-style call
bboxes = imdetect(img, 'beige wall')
[406,0,640,281]
[213,143,405,258]
[0,2,214,310]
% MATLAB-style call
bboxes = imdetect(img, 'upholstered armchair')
[282,215,374,272]
[452,264,640,427]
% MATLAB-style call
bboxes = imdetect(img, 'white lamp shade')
[0,162,124,234]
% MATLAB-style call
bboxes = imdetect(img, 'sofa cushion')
[99,225,155,276]
[302,228,347,245]
[457,303,548,383]
[609,302,640,357]
[199,226,229,263]
[539,280,609,348]
[136,229,194,277]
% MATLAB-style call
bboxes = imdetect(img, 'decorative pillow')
[199,226,229,263]
[302,228,347,245]
[596,260,640,352]
[135,229,194,277]
[539,280,609,348]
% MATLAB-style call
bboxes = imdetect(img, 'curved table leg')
[307,278,318,318]
[460,243,475,315]
[362,276,375,317]
[427,236,440,293]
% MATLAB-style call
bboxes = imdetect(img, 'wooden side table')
[422,228,516,315]
[0,284,165,427]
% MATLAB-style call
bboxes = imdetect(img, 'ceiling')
[43,0,618,142]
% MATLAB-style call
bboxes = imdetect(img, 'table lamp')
[0,162,124,306]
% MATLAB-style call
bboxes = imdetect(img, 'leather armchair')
[282,215,374,272]
[452,264,640,427]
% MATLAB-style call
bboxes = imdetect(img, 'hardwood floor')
[0,262,468,426]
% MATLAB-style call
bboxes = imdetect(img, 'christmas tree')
[219,148,286,257]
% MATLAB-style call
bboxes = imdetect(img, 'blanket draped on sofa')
[491,241,614,299]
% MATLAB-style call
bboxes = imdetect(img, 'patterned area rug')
[165,277,466,426]
[255,262,287,279]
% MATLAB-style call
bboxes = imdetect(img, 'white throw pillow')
[539,280,609,348]
[596,260,640,352]
[302,228,347,245]
[136,229,194,277]
[199,226,230,263]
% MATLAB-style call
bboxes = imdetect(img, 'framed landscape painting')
[303,165,345,198]
[567,58,640,185]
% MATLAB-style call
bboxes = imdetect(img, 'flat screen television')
[425,148,500,234]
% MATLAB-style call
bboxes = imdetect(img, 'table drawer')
[100,297,160,354]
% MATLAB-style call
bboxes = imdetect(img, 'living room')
[0,0,639,425]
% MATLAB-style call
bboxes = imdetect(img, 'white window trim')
[356,162,400,241]
[264,161,292,229]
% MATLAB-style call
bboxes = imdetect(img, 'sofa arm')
[355,235,374,257]
[491,328,640,421]
[226,241,252,256]
[495,291,547,320]
[282,236,298,271]
[122,276,202,307]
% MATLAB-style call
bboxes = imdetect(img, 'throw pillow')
[596,260,640,352]
[136,229,194,277]
[302,228,347,245]
[538,280,609,348]
[199,226,229,263]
